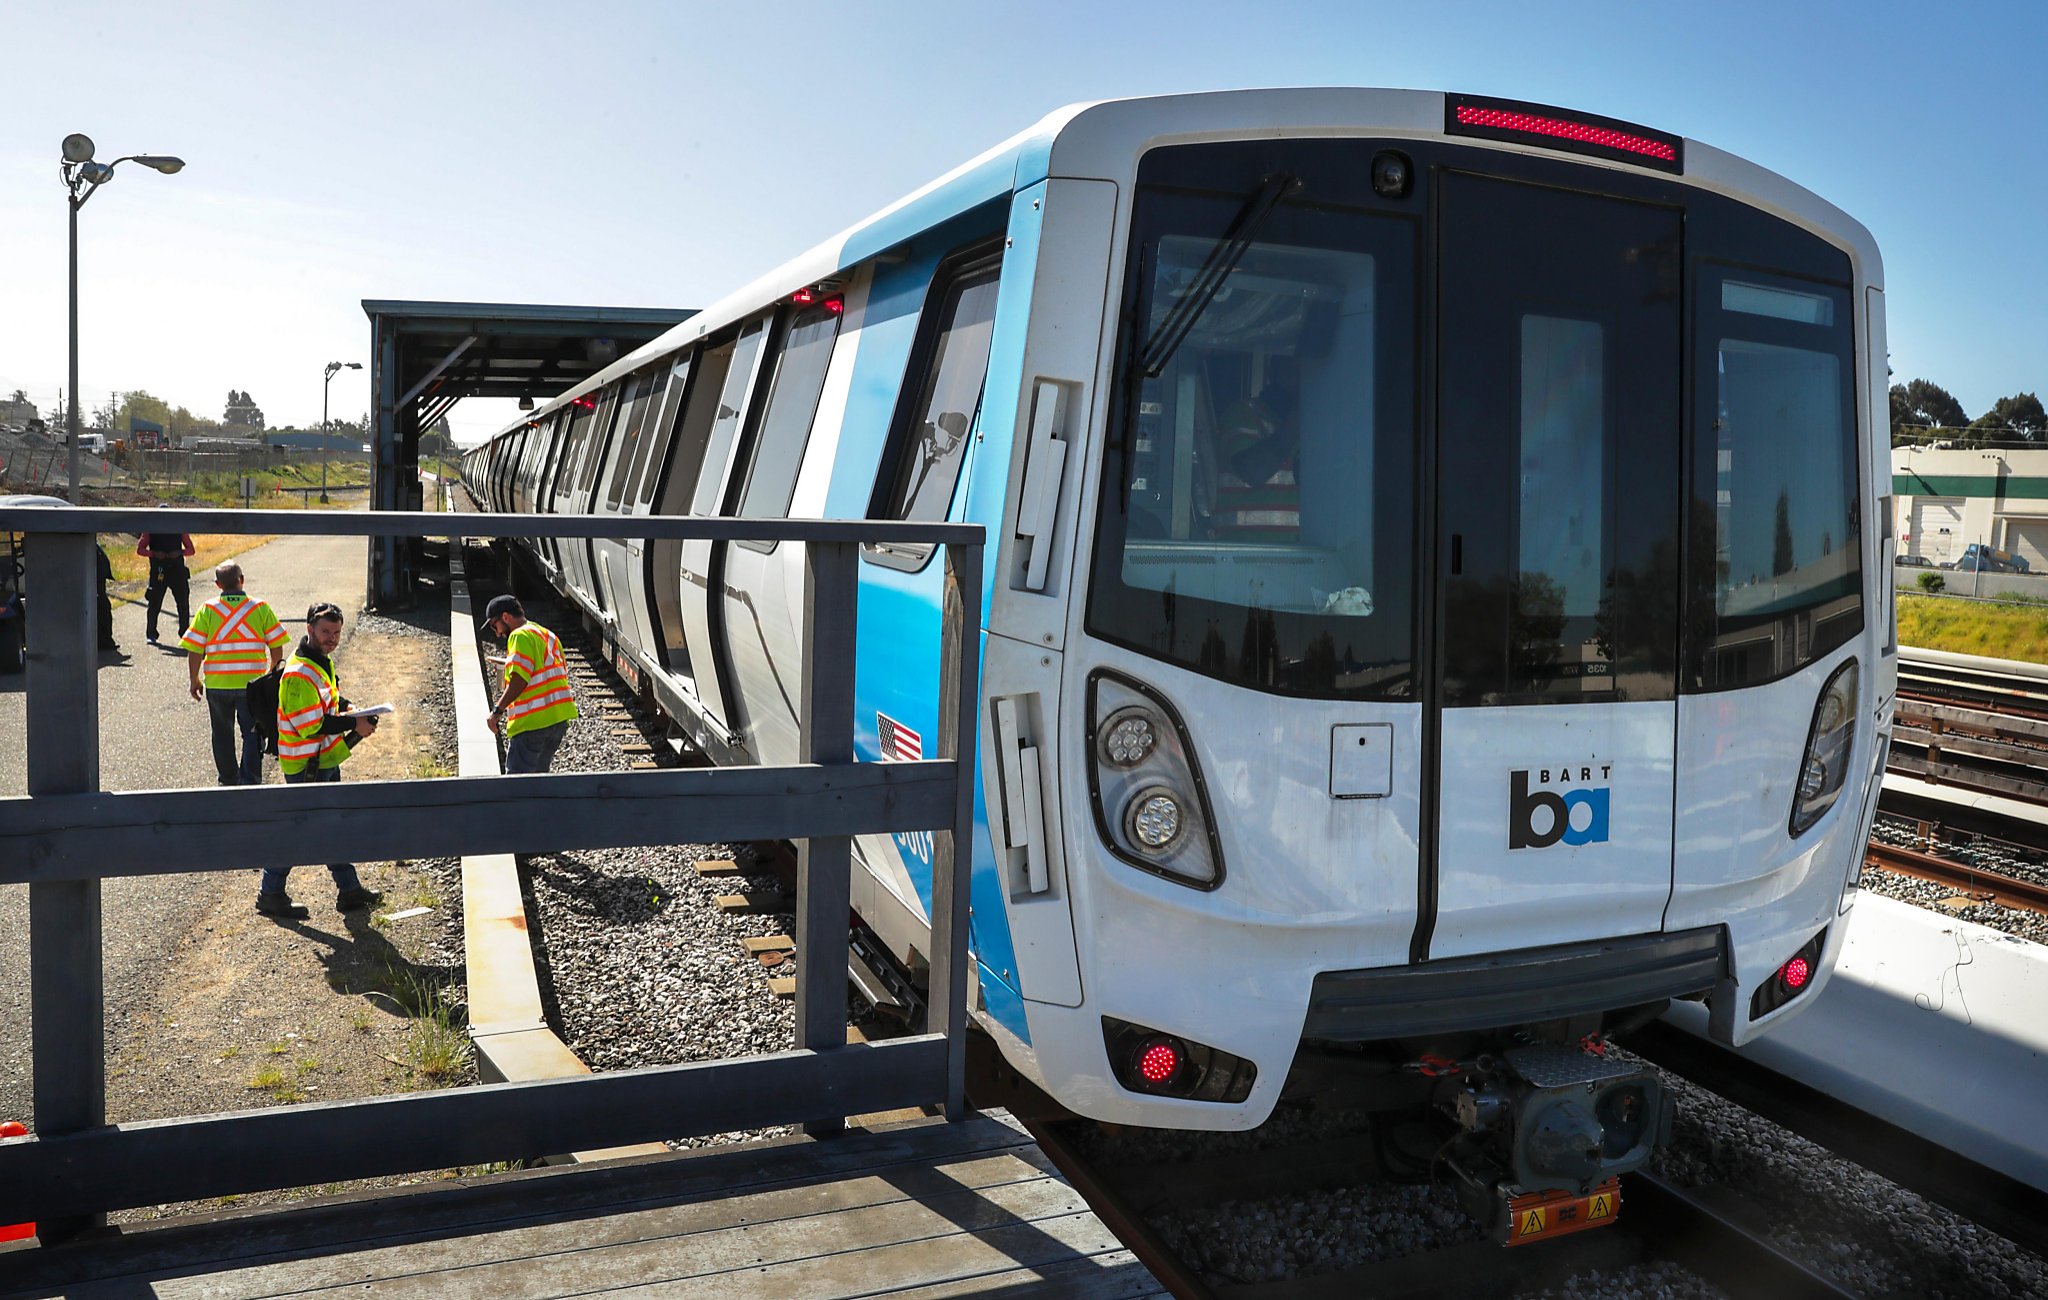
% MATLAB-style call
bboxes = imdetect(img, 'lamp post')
[320,361,362,503]
[60,134,183,501]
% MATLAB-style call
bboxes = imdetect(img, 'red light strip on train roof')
[1454,105,1677,162]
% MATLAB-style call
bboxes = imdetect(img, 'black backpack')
[246,667,284,755]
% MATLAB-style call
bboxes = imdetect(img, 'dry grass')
[1898,593,2048,663]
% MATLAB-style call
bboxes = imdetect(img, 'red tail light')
[1781,956,1811,990]
[1136,1037,1184,1085]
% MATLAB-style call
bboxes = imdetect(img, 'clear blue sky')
[1,0,2040,445]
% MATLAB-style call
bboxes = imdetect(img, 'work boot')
[255,892,309,920]
[336,887,383,912]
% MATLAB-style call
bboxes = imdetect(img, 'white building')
[1892,444,2048,568]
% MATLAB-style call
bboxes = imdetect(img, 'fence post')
[23,531,106,1239]
[929,542,981,1120]
[796,539,856,1136]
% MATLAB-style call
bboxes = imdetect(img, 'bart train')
[464,89,1894,1226]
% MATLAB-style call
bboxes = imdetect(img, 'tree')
[7,389,26,405]
[1967,392,2046,443]
[1772,491,1794,576]
[1890,379,1969,440]
[91,392,121,433]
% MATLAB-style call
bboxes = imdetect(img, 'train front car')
[970,90,1892,1238]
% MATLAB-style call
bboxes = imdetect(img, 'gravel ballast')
[476,594,815,1148]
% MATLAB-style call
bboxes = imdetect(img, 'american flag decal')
[878,712,923,762]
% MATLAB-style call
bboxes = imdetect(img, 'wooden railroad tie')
[692,858,743,877]
[714,891,786,914]
[743,934,795,969]
[767,976,797,998]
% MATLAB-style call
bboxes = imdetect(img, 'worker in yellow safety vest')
[481,594,579,773]
[181,561,289,786]
[259,601,381,920]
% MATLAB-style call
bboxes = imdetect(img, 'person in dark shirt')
[137,528,195,645]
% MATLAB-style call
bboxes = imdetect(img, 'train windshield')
[1087,154,1417,698]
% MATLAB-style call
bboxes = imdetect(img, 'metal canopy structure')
[362,299,693,607]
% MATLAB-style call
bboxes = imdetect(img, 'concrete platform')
[0,1111,1163,1299]
[1665,892,2048,1194]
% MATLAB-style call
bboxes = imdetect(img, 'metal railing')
[0,505,982,1237]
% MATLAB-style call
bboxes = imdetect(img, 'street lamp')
[320,361,362,503]
[60,134,183,500]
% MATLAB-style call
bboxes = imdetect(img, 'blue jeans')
[260,764,363,896]
[206,687,263,786]
[505,721,568,774]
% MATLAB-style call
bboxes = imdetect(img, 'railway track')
[1890,652,2048,805]
[1014,1107,1856,1299]
[1864,826,2048,914]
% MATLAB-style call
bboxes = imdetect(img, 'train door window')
[1686,268,1858,689]
[605,368,663,510]
[866,248,1001,569]
[691,318,770,516]
[1438,175,1681,707]
[631,352,691,508]
[735,303,843,551]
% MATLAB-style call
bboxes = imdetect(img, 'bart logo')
[1509,767,1611,850]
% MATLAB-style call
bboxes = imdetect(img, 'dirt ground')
[105,618,482,1220]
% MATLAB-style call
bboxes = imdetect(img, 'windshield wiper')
[1136,171,1299,378]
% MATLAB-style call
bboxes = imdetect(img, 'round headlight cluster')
[1125,786,1185,851]
[1101,709,1157,768]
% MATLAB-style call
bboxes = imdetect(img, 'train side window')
[630,352,692,508]
[691,318,771,516]
[555,396,596,500]
[1686,268,1858,690]
[577,386,622,496]
[736,303,843,552]
[604,367,664,510]
[866,248,1002,569]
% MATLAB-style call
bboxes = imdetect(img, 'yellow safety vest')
[179,593,287,688]
[277,654,351,774]
[503,623,578,737]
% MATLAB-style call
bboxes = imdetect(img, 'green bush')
[1917,571,1945,593]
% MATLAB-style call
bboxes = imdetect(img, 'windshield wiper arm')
[1136,171,1299,378]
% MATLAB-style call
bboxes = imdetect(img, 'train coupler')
[1437,1040,1667,1244]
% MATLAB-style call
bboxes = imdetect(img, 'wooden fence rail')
[0,505,983,1238]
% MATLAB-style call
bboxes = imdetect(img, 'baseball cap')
[480,594,523,632]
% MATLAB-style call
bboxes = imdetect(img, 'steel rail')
[1617,1169,1859,1300]
[1018,1115,1219,1300]
[1864,839,2048,914]
[1624,1019,2048,1259]
[1016,1102,1857,1300]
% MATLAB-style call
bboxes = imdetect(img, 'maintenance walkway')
[0,1112,1161,1298]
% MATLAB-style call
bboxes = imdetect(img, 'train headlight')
[1100,708,1158,768]
[1789,660,1859,838]
[1086,673,1223,888]
[1125,786,1185,851]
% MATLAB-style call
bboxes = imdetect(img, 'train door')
[648,346,720,689]
[552,397,599,600]
[1428,173,1683,960]
[591,367,663,639]
[720,298,848,766]
[616,359,689,678]
[853,244,1003,965]
[677,317,773,741]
